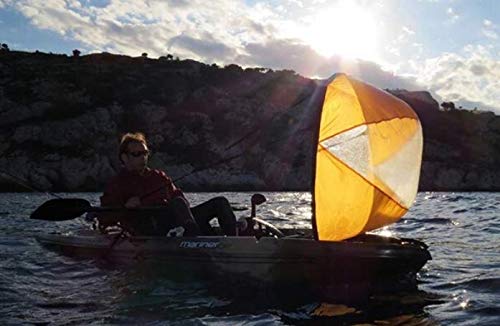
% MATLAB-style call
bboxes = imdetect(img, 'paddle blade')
[31,198,92,221]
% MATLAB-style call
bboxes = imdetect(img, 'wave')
[432,277,500,294]
[416,217,452,224]
[443,195,476,202]
[457,277,500,293]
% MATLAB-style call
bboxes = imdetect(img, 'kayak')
[30,74,434,299]
[35,228,431,297]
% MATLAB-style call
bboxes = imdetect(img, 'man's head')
[119,132,150,173]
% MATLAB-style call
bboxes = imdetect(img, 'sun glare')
[305,2,378,61]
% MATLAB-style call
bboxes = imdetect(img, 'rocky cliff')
[1,50,499,192]
[389,89,500,191]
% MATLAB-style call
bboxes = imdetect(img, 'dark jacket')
[98,168,184,230]
[100,168,184,207]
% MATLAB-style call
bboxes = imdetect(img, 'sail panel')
[319,75,365,143]
[361,187,408,232]
[368,118,420,166]
[320,124,369,178]
[372,121,423,208]
[315,146,372,240]
[350,77,419,123]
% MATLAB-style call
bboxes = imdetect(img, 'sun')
[304,2,378,61]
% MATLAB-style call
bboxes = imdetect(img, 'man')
[99,132,237,237]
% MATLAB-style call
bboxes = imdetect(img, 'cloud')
[237,37,421,91]
[237,38,320,72]
[8,0,259,57]
[0,0,14,8]
[446,7,459,23]
[16,1,91,35]
[168,34,237,61]
[384,25,420,62]
[402,26,415,36]
[417,45,500,114]
[482,19,498,40]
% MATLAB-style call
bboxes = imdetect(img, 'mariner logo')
[179,241,220,249]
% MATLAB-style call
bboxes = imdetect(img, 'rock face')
[388,89,500,191]
[0,50,499,192]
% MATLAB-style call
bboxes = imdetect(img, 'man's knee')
[169,196,190,209]
[210,196,230,207]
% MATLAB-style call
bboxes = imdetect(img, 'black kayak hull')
[36,231,431,298]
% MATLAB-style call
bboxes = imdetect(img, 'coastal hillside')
[1,50,499,191]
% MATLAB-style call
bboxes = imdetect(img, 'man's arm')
[98,179,124,228]
[160,171,185,200]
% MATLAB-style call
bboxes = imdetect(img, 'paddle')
[31,198,248,221]
[30,199,180,221]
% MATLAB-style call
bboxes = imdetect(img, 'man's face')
[122,141,149,173]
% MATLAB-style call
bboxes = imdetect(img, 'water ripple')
[0,191,499,325]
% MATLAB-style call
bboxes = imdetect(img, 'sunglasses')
[127,150,150,157]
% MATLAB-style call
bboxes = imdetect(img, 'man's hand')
[125,196,141,208]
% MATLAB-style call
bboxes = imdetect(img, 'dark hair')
[119,132,147,163]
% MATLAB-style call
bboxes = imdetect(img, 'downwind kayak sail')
[312,73,423,241]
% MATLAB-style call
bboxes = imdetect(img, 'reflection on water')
[0,192,499,325]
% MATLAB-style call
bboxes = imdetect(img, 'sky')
[1,0,499,114]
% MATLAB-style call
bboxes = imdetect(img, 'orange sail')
[313,74,423,241]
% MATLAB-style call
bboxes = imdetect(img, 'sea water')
[0,192,498,325]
